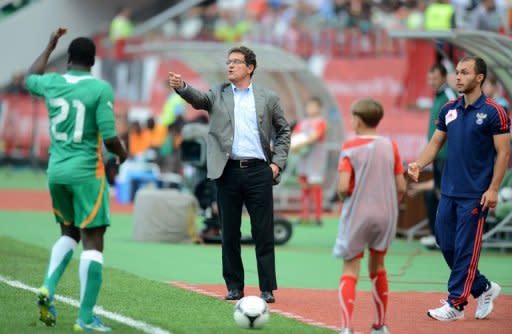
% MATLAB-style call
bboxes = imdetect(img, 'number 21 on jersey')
[49,98,85,142]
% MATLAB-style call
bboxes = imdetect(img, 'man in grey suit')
[168,46,290,303]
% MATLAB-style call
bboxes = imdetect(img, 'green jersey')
[428,84,457,161]
[25,70,117,184]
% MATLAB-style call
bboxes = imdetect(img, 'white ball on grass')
[233,296,270,329]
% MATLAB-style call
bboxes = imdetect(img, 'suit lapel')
[253,85,270,158]
[222,84,235,125]
[253,84,265,126]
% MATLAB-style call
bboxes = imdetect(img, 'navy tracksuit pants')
[435,196,490,308]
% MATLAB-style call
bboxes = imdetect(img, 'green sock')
[78,250,103,324]
[43,236,77,296]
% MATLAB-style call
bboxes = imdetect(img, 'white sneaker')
[427,300,464,321]
[371,325,390,334]
[420,235,438,248]
[475,281,501,319]
[339,328,353,334]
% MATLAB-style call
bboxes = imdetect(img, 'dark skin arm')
[104,137,128,164]
[28,27,67,76]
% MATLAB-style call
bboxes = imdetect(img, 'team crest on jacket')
[476,112,487,125]
[446,109,458,125]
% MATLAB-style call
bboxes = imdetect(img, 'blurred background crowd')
[103,0,512,60]
[1,0,511,244]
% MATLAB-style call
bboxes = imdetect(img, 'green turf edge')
[0,236,336,334]
[2,210,511,294]
[0,168,48,190]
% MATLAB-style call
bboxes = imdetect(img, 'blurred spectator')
[158,116,185,173]
[199,2,219,39]
[424,0,455,62]
[424,0,455,31]
[495,169,512,220]
[258,2,296,45]
[419,63,457,249]
[290,96,328,226]
[406,0,426,30]
[214,6,251,42]
[217,0,246,11]
[128,121,150,157]
[468,0,503,32]
[109,7,134,42]
[332,0,351,28]
[3,71,29,95]
[483,73,512,167]
[179,6,205,39]
[146,117,168,149]
[342,0,373,52]
[247,0,268,20]
[161,92,186,127]
[391,3,412,30]
[347,0,373,33]
[483,73,510,112]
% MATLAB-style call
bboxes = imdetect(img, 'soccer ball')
[233,296,270,329]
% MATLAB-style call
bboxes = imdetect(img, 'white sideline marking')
[171,281,341,332]
[0,275,171,334]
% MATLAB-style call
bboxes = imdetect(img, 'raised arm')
[28,27,67,76]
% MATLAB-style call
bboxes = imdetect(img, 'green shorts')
[49,177,110,229]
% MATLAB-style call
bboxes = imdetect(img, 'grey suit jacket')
[177,82,291,183]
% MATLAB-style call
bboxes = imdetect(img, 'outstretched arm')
[168,71,213,111]
[408,129,446,182]
[28,27,67,76]
[168,71,185,90]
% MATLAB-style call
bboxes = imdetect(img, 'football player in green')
[25,28,127,332]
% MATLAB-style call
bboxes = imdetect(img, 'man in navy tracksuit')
[408,56,509,321]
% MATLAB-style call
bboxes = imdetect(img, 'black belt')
[227,159,265,169]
